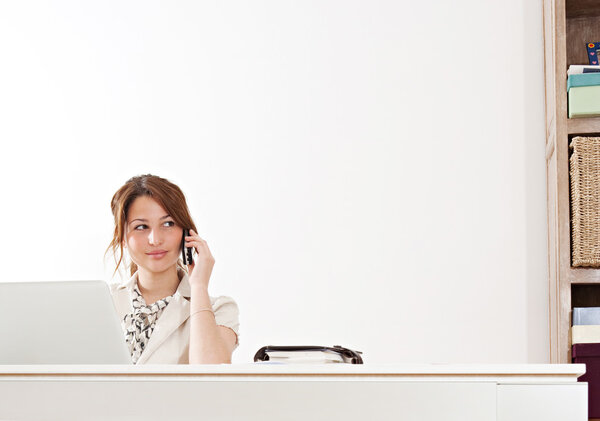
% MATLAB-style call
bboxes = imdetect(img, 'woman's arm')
[185,229,236,364]
[189,284,237,364]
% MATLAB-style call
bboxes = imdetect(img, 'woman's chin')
[139,259,178,274]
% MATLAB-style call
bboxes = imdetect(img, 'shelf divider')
[567,117,600,135]
[568,267,600,284]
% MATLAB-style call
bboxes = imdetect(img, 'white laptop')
[0,281,131,364]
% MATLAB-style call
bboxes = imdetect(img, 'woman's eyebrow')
[129,215,171,223]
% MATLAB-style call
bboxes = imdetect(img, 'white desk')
[0,364,587,421]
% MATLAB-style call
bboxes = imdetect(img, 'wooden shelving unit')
[544,0,600,366]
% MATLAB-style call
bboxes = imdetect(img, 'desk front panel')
[0,379,496,421]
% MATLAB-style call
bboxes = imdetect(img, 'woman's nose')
[148,229,162,245]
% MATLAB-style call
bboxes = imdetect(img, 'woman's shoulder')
[209,295,239,311]
[209,295,240,335]
[107,280,129,297]
[107,282,120,293]
[107,273,137,296]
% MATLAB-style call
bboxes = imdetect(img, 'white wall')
[0,0,547,364]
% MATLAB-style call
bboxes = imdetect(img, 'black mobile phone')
[181,229,194,265]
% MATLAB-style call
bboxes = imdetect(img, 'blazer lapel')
[135,269,192,364]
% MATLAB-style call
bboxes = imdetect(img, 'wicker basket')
[570,136,600,267]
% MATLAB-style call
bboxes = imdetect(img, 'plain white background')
[0,0,547,364]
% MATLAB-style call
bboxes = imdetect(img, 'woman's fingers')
[184,238,209,249]
[185,229,207,244]
[183,230,213,259]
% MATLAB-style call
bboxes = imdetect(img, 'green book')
[569,85,600,118]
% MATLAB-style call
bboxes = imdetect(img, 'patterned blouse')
[122,284,174,364]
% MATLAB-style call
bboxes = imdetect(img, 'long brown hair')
[106,174,197,277]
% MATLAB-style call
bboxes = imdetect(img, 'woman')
[106,174,239,364]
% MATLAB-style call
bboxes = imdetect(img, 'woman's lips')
[146,250,168,259]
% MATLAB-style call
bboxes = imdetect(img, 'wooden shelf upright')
[544,0,600,364]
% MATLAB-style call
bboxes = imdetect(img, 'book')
[568,65,600,75]
[571,325,600,344]
[264,351,345,364]
[572,343,600,418]
[573,307,600,325]
[587,42,600,65]
[568,85,600,118]
[254,345,364,364]
[567,73,600,90]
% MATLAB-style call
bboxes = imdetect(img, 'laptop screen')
[0,281,131,364]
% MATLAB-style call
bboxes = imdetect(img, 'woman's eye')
[164,221,175,227]
[134,224,147,230]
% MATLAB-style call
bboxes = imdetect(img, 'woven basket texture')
[570,136,600,267]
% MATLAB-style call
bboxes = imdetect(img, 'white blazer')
[110,269,240,364]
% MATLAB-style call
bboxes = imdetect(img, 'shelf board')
[567,117,600,135]
[567,0,600,18]
[568,267,600,284]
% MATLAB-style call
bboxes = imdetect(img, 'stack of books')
[571,307,600,417]
[567,65,600,118]
[572,307,600,344]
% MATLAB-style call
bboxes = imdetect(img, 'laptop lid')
[0,280,131,364]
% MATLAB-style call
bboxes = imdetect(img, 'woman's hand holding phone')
[183,228,215,290]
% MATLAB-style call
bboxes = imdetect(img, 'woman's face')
[125,195,183,274]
